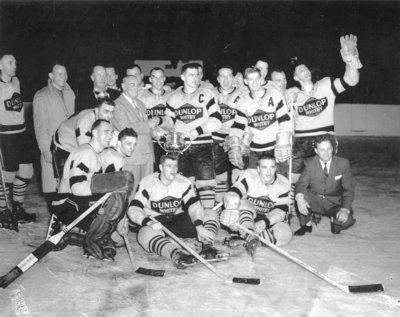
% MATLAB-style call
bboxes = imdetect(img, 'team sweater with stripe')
[230,87,290,152]
[293,77,349,138]
[165,86,222,145]
[0,77,25,134]
[129,172,204,226]
[100,147,125,173]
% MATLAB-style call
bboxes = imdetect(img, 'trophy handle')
[181,139,191,154]
[157,135,168,153]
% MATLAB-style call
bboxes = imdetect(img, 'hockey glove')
[340,34,362,70]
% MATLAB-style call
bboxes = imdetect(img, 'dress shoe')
[331,216,356,234]
[294,225,312,236]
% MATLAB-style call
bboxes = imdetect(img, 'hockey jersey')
[165,86,222,145]
[230,88,290,152]
[212,87,244,141]
[293,77,348,138]
[53,109,96,153]
[58,143,102,196]
[100,147,125,173]
[129,173,204,226]
[0,77,25,134]
[229,169,289,216]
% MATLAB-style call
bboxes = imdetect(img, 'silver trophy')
[157,131,191,156]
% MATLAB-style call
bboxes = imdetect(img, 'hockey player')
[52,119,133,261]
[255,59,270,88]
[100,127,138,173]
[0,53,36,230]
[137,67,173,171]
[290,34,361,182]
[220,154,292,256]
[228,67,291,172]
[212,66,245,201]
[125,154,227,269]
[165,63,222,242]
[52,97,115,180]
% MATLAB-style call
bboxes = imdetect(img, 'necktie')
[324,163,328,177]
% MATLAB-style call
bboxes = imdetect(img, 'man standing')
[228,67,291,171]
[125,154,225,269]
[112,75,164,195]
[221,154,292,256]
[290,34,361,182]
[75,65,119,112]
[53,119,133,261]
[105,65,121,100]
[294,134,356,235]
[33,62,75,204]
[0,53,36,230]
[138,67,173,171]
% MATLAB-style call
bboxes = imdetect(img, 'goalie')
[51,119,133,261]
[220,154,292,257]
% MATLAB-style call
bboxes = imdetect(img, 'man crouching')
[220,154,292,257]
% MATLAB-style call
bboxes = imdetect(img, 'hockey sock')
[0,182,12,212]
[197,185,216,209]
[215,172,228,203]
[12,176,31,204]
[237,209,254,237]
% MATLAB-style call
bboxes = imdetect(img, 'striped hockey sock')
[12,176,31,204]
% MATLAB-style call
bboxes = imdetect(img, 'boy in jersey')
[290,34,361,183]
[220,154,292,256]
[228,67,291,171]
[0,53,36,230]
[100,127,138,173]
[138,67,173,171]
[165,63,222,240]
[126,154,227,269]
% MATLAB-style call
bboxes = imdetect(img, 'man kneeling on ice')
[51,119,133,261]
[123,154,227,269]
[220,154,293,257]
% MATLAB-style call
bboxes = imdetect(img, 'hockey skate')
[172,251,198,269]
[244,233,259,260]
[13,201,36,223]
[0,208,18,232]
[223,235,243,249]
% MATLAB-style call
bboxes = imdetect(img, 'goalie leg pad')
[91,171,134,195]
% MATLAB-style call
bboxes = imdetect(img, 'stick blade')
[232,277,261,285]
[135,267,165,277]
[0,267,23,289]
[348,284,384,293]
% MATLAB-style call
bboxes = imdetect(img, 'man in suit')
[294,134,356,235]
[112,75,167,196]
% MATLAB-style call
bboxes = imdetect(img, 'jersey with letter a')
[166,86,221,145]
[0,77,25,134]
[229,169,289,216]
[230,88,290,152]
[212,87,244,141]
[129,173,203,226]
[293,77,348,138]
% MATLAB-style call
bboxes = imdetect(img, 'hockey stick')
[0,148,11,211]
[0,192,111,289]
[149,215,260,285]
[123,233,165,277]
[236,223,384,294]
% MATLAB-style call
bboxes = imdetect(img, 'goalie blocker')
[51,171,134,261]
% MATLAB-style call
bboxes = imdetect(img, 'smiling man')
[220,153,292,257]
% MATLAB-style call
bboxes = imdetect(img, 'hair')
[91,119,110,133]
[313,134,334,148]
[118,127,138,141]
[160,154,179,164]
[217,65,234,74]
[243,66,261,79]
[181,62,200,74]
[95,97,115,108]
[104,64,117,72]
[49,60,67,72]
[269,67,286,77]
[255,58,269,65]
[126,64,142,74]
[150,67,165,76]
[91,65,105,75]
[257,153,276,165]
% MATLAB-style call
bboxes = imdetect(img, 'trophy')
[157,131,191,156]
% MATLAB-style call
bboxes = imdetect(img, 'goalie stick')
[123,233,165,277]
[0,192,111,289]
[236,223,384,294]
[149,215,261,285]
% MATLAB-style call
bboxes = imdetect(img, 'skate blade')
[182,256,230,268]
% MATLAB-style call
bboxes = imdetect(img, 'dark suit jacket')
[295,155,355,211]
[75,88,121,113]
[112,93,154,165]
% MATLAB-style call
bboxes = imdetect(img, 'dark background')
[1,0,399,104]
